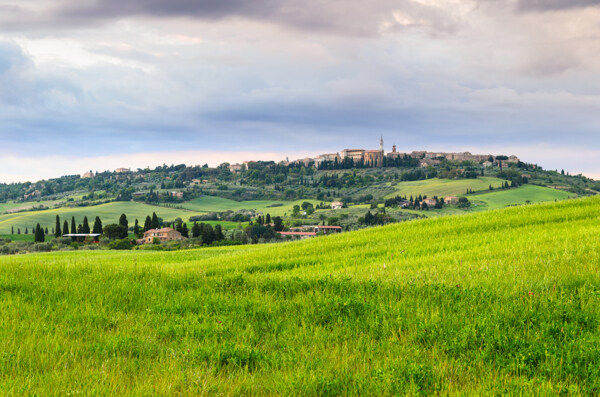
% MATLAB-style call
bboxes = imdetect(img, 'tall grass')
[1,197,600,394]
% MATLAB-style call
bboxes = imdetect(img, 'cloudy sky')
[1,0,599,182]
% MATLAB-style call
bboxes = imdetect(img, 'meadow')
[1,196,599,394]
[385,176,507,198]
[0,202,201,234]
[471,184,573,210]
[181,196,321,216]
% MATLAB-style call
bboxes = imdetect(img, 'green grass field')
[181,196,320,216]
[1,196,599,394]
[0,199,63,214]
[385,177,507,199]
[0,234,35,242]
[0,202,201,234]
[471,184,574,210]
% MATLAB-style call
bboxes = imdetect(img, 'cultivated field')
[0,202,201,234]
[1,197,599,394]
[181,197,321,216]
[385,177,507,198]
[471,184,573,210]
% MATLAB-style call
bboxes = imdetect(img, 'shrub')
[108,238,133,250]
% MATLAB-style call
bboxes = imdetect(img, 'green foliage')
[107,238,132,250]
[103,224,128,240]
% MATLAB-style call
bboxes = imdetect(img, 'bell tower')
[379,136,384,153]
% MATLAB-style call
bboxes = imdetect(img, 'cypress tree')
[55,215,61,237]
[215,224,224,241]
[45,227,49,234]
[133,219,140,236]
[82,216,90,234]
[11,226,13,235]
[17,228,20,234]
[63,220,69,235]
[119,214,128,230]
[151,212,159,229]
[144,216,152,232]
[181,223,189,238]
[34,224,45,243]
[25,227,28,234]
[93,216,102,234]
[71,217,76,241]
[266,213,271,224]
[192,222,200,238]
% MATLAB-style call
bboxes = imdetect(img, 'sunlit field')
[1,197,599,394]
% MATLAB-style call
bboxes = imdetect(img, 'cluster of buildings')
[228,137,520,172]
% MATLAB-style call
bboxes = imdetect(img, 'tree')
[71,217,77,241]
[108,238,132,250]
[119,214,128,231]
[265,213,271,225]
[34,224,45,243]
[181,223,189,238]
[133,219,140,237]
[25,227,28,234]
[82,216,90,234]
[93,216,103,234]
[192,222,201,238]
[63,220,69,235]
[214,224,224,241]
[11,226,13,235]
[272,216,284,231]
[151,212,159,229]
[55,215,61,237]
[202,224,215,245]
[144,216,152,232]
[103,224,128,240]
[17,228,21,235]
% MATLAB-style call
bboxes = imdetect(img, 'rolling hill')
[1,197,599,394]
[0,201,200,234]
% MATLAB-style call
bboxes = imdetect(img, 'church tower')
[379,136,384,153]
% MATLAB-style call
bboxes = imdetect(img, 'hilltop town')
[227,137,520,173]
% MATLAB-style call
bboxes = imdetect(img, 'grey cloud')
[517,0,600,11]
[0,0,463,36]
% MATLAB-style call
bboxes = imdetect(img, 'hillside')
[0,202,201,234]
[1,197,599,394]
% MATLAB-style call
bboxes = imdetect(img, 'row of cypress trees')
[53,215,103,239]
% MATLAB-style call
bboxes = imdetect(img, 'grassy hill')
[0,202,202,234]
[1,197,600,394]
[471,184,574,210]
[181,196,320,216]
[385,176,507,198]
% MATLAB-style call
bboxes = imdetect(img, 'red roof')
[279,232,317,236]
[315,226,342,229]
[144,227,177,235]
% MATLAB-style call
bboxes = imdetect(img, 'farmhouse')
[421,198,437,208]
[171,191,184,199]
[314,225,342,235]
[331,201,344,210]
[278,231,317,239]
[139,227,185,244]
[290,225,343,235]
[444,196,460,205]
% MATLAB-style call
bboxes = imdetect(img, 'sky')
[0,0,599,182]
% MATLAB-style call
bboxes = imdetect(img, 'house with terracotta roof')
[331,201,344,210]
[444,196,460,205]
[138,227,185,244]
